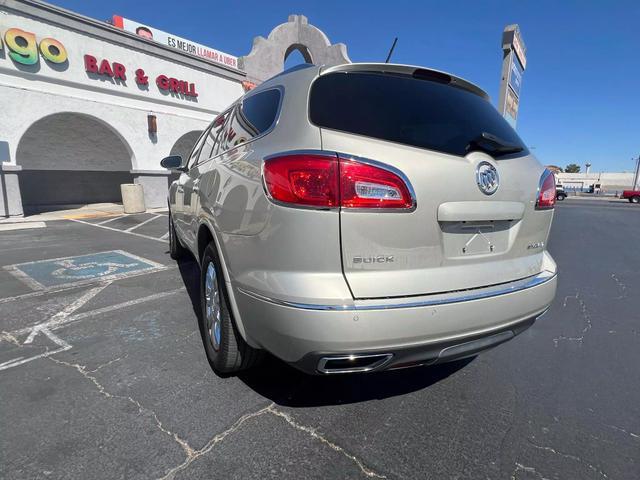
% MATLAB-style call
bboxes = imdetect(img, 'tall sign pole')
[498,25,526,129]
[633,155,640,190]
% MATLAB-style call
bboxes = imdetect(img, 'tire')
[557,194,566,201]
[199,242,262,374]
[631,196,640,204]
[168,213,187,260]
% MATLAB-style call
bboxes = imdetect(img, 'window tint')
[309,72,528,158]
[238,89,281,138]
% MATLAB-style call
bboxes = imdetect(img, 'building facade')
[0,0,349,216]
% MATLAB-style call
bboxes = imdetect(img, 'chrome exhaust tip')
[317,353,393,374]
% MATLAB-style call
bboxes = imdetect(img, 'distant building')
[555,172,635,192]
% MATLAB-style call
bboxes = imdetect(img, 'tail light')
[262,154,339,207]
[262,153,414,209]
[536,169,556,210]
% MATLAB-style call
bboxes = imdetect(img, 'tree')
[546,165,563,173]
[565,163,581,173]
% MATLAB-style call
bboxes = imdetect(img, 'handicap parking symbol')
[6,250,165,289]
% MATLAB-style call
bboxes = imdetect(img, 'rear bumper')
[234,269,557,374]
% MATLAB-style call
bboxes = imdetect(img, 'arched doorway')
[170,130,202,161]
[16,113,134,212]
[168,130,202,184]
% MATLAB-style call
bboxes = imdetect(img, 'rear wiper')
[466,132,524,156]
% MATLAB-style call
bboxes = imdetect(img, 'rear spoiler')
[320,63,489,100]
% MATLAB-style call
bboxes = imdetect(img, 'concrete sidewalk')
[0,203,168,224]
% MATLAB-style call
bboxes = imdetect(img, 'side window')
[186,129,209,169]
[200,108,233,162]
[213,106,237,156]
[237,89,281,140]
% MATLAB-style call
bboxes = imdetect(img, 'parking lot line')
[96,215,125,225]
[125,214,163,232]
[70,218,169,243]
[1,285,185,372]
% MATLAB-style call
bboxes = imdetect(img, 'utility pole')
[633,155,640,190]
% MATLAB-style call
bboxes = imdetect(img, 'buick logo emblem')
[476,162,499,195]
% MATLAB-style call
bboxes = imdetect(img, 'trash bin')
[120,183,146,214]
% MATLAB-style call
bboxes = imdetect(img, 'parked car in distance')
[556,184,567,201]
[621,189,640,203]
[161,63,558,375]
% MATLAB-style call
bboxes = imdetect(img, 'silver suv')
[161,63,558,375]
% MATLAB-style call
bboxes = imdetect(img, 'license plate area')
[440,220,515,258]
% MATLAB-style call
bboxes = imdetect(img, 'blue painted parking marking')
[5,250,165,290]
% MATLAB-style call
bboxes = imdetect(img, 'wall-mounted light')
[147,114,157,134]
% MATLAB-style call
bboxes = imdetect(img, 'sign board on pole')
[498,25,526,129]
[112,15,239,70]
[508,53,524,98]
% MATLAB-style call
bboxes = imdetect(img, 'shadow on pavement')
[177,255,473,407]
[177,257,202,324]
[239,354,473,408]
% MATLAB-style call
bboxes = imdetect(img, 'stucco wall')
[0,1,245,211]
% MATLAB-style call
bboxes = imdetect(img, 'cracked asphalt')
[1,200,638,480]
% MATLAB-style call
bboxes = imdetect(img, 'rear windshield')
[309,71,528,158]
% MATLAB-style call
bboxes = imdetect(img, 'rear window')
[309,71,528,158]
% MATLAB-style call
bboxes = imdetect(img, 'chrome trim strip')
[237,270,557,311]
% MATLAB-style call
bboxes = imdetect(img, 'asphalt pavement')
[0,201,638,480]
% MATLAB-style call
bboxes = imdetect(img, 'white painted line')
[63,288,184,325]
[1,282,183,372]
[96,215,125,225]
[126,214,162,232]
[11,287,184,337]
[0,329,71,371]
[24,283,109,343]
[0,221,46,231]
[3,265,46,291]
[160,232,170,240]
[70,218,169,243]
[0,284,101,371]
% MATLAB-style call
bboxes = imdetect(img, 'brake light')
[536,170,556,210]
[262,153,413,209]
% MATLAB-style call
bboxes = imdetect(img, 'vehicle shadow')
[176,257,202,324]
[175,256,473,407]
[239,354,473,408]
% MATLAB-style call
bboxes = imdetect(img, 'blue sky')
[53,0,639,172]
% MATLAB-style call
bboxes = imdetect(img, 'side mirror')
[160,155,185,171]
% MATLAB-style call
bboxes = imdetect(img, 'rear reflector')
[263,153,413,209]
[536,169,556,210]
